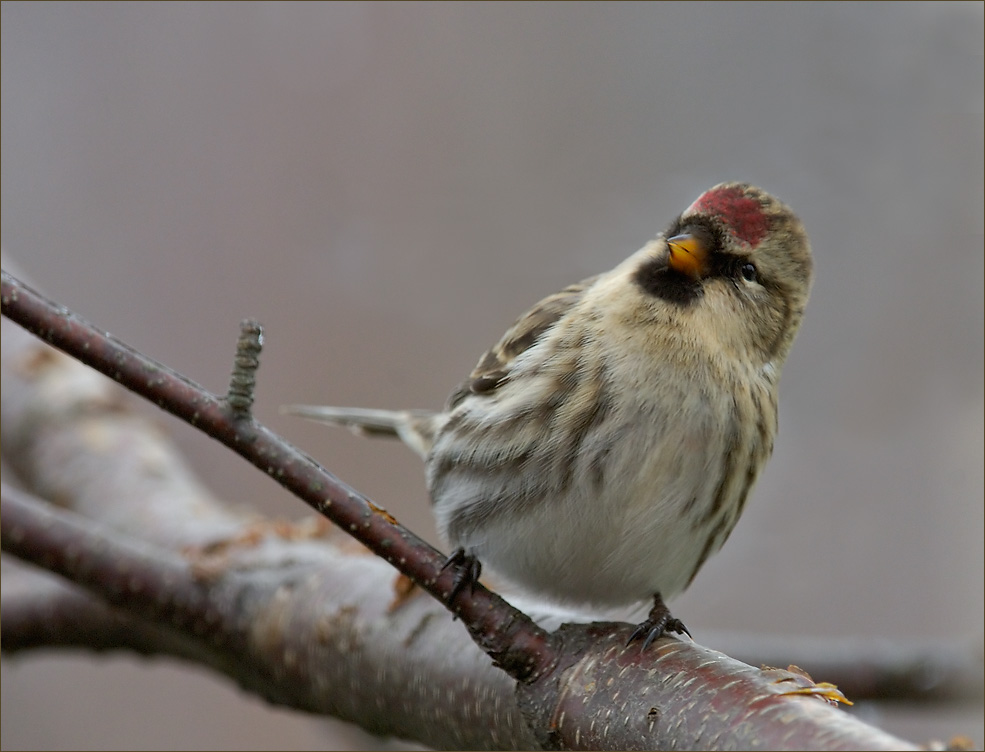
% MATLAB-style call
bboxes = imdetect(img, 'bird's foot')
[440,547,482,605]
[627,593,691,650]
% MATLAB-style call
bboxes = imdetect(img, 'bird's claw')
[627,593,690,650]
[440,547,482,605]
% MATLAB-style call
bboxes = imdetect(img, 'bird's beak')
[666,234,709,280]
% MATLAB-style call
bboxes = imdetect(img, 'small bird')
[285,182,813,646]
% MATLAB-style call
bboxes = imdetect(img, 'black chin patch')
[633,257,703,306]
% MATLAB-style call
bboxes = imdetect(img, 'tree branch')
[1,483,538,749]
[1,266,927,749]
[0,267,555,683]
[698,631,984,705]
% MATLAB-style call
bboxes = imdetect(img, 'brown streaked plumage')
[284,182,813,645]
[449,276,600,404]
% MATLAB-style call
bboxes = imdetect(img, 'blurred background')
[2,2,982,749]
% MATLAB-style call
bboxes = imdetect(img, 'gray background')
[2,2,982,749]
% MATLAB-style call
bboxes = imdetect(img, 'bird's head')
[631,182,813,369]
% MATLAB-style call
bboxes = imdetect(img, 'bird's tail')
[281,404,438,460]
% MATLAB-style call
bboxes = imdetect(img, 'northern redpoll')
[285,182,813,645]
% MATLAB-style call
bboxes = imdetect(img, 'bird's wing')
[446,275,600,409]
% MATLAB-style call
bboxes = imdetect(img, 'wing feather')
[446,275,600,409]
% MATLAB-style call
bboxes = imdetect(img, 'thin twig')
[0,268,556,682]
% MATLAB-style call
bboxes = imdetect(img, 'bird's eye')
[739,263,758,283]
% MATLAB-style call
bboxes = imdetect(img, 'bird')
[284,182,813,647]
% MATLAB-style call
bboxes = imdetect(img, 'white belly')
[432,387,753,609]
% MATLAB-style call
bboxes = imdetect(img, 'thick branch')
[2,485,916,751]
[1,485,537,749]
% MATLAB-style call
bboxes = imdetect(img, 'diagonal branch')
[0,267,555,683]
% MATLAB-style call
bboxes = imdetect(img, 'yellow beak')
[666,233,709,280]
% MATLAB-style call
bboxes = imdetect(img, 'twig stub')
[225,319,263,418]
